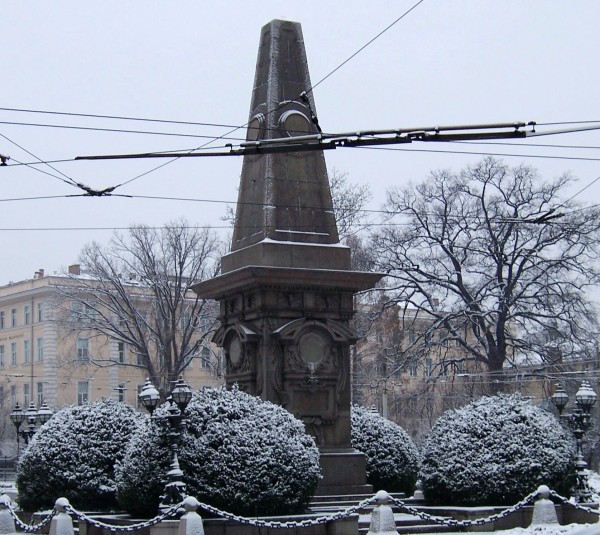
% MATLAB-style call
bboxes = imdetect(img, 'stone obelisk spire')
[194,20,382,495]
[223,19,349,273]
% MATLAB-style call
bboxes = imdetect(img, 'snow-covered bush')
[351,405,420,494]
[116,386,322,517]
[16,399,142,512]
[420,394,575,506]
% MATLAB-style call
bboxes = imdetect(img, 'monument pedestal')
[317,450,373,495]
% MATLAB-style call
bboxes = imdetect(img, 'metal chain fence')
[7,506,56,533]
[387,492,539,528]
[64,504,182,532]
[193,496,376,528]
[4,486,598,533]
[549,490,600,516]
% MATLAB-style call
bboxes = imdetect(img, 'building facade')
[352,301,503,441]
[0,267,222,454]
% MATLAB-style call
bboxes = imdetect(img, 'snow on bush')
[351,405,420,494]
[420,394,575,506]
[116,386,322,517]
[16,399,142,512]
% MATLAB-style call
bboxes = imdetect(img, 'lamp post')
[10,401,54,456]
[138,377,192,510]
[551,381,597,503]
[369,376,401,420]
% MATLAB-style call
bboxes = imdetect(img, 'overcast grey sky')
[2,1,599,284]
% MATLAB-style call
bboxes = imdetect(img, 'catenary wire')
[92,0,428,191]
[8,130,600,169]
[307,0,425,94]
[0,107,241,129]
[0,134,81,189]
[353,144,600,163]
[0,120,247,141]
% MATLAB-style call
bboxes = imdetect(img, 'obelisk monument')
[194,19,382,494]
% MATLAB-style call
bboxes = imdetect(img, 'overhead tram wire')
[1,184,598,229]
[306,0,426,95]
[350,142,600,163]
[0,107,242,130]
[0,120,248,141]
[62,0,428,192]
[0,132,81,190]
[7,120,600,168]
[9,137,600,169]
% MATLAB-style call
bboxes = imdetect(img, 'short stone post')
[178,496,204,535]
[529,485,559,527]
[49,498,75,535]
[411,480,424,501]
[0,494,16,534]
[367,491,399,535]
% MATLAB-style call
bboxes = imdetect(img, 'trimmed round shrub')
[420,394,575,506]
[116,386,322,517]
[16,398,142,512]
[351,405,420,494]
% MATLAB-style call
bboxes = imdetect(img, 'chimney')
[34,268,45,279]
[68,264,81,276]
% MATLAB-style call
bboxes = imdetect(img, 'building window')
[425,358,433,377]
[117,383,125,403]
[10,385,16,407]
[0,386,3,408]
[23,383,30,407]
[0,311,4,329]
[180,313,191,330]
[72,302,95,324]
[137,353,144,366]
[77,381,89,405]
[37,338,44,362]
[408,361,418,377]
[11,309,17,328]
[23,340,31,364]
[117,342,125,364]
[77,338,90,362]
[37,302,44,322]
[37,382,43,406]
[10,343,17,366]
[0,345,4,367]
[200,346,211,369]
[24,305,31,326]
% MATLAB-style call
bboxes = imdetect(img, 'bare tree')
[329,168,372,241]
[372,157,600,392]
[54,220,223,398]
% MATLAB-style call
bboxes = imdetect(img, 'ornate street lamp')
[37,401,54,425]
[139,378,161,415]
[138,376,193,510]
[10,401,54,456]
[9,403,25,457]
[551,380,597,503]
[170,377,193,412]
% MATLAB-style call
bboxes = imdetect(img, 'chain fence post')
[178,496,204,535]
[49,498,74,535]
[0,494,16,535]
[529,485,558,527]
[366,490,399,535]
